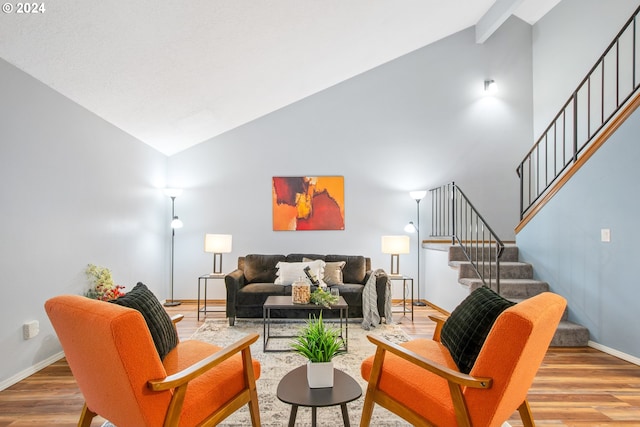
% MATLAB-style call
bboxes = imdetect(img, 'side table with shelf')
[388,275,414,321]
[197,273,226,320]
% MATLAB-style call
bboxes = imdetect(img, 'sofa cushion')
[243,254,286,284]
[286,254,326,263]
[110,282,178,360]
[326,255,367,284]
[440,286,515,374]
[237,283,288,306]
[274,259,325,285]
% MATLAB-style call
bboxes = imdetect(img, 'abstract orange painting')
[272,176,345,230]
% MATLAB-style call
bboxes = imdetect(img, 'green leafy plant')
[290,312,345,363]
[310,287,338,308]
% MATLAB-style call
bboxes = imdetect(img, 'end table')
[388,275,414,321]
[197,273,226,320]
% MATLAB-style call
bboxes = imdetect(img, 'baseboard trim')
[588,340,640,366]
[0,351,65,391]
[162,299,225,305]
[424,300,451,316]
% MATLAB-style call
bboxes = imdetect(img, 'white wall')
[424,244,470,313]
[0,58,168,388]
[532,0,640,137]
[168,17,533,302]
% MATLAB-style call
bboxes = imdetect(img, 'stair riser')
[458,263,533,280]
[448,245,519,263]
[551,323,590,347]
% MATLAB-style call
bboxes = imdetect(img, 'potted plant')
[290,312,345,388]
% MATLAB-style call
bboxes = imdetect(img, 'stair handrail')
[517,4,640,220]
[430,182,505,294]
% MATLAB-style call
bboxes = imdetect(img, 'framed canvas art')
[272,176,345,231]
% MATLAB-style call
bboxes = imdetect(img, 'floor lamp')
[164,188,183,307]
[405,190,427,306]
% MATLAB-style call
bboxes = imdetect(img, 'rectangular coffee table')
[262,295,349,353]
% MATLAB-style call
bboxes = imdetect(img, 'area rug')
[191,319,411,426]
[100,320,514,426]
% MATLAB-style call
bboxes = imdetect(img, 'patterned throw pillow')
[440,286,515,374]
[110,282,178,360]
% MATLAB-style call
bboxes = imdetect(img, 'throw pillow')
[110,282,178,360]
[440,286,515,374]
[304,258,346,285]
[274,259,325,285]
[327,255,366,284]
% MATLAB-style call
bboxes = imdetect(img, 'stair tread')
[459,278,548,284]
[449,261,532,268]
[557,319,589,329]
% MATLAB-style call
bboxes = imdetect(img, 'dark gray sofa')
[224,253,388,326]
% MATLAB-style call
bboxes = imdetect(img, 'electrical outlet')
[601,228,611,242]
[23,320,39,340]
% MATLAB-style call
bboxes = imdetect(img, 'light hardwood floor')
[1,302,640,426]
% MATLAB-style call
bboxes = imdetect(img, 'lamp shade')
[204,234,233,253]
[409,190,427,201]
[381,235,410,254]
[404,222,417,233]
[164,188,183,198]
[171,216,183,229]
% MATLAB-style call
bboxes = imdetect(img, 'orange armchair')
[45,295,261,427]
[360,291,567,427]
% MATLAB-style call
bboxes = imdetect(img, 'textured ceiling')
[0,0,561,155]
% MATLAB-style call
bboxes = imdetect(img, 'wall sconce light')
[381,235,410,277]
[204,234,233,275]
[484,79,497,94]
[163,188,183,307]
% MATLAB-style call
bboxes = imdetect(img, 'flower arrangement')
[85,264,125,301]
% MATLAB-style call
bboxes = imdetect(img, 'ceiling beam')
[476,0,525,43]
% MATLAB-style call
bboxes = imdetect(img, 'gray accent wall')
[168,18,533,303]
[519,0,640,358]
[517,108,640,358]
[0,58,168,386]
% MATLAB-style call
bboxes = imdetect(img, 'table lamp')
[204,234,233,275]
[381,235,410,277]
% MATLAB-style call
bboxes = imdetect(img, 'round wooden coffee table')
[277,365,362,427]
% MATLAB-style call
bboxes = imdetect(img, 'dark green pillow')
[440,286,515,374]
[110,282,178,360]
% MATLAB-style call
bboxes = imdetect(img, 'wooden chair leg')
[360,347,387,427]
[248,387,261,426]
[78,403,96,427]
[242,347,261,427]
[518,399,535,427]
[359,390,375,427]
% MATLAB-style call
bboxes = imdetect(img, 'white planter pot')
[306,361,334,388]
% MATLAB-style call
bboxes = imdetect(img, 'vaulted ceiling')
[0,0,561,155]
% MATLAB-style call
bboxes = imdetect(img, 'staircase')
[448,244,589,347]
